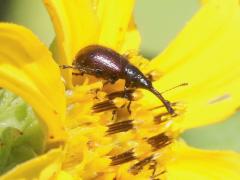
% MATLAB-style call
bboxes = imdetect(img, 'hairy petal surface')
[166,142,240,179]
[142,0,240,130]
[44,0,99,87]
[0,23,66,143]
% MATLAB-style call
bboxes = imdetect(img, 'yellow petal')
[147,0,239,73]
[97,0,135,51]
[175,76,240,130]
[200,0,209,4]
[44,0,99,87]
[1,148,63,180]
[55,171,75,180]
[121,17,141,53]
[141,0,240,129]
[0,23,66,143]
[166,141,240,179]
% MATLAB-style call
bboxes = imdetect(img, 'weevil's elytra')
[61,45,174,114]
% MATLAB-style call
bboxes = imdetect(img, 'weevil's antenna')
[149,87,175,115]
[59,65,77,69]
[148,83,188,112]
[161,83,188,94]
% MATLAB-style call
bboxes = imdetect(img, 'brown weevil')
[61,45,174,114]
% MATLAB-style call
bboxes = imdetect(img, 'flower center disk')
[64,56,183,179]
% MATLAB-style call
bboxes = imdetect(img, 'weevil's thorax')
[124,64,152,89]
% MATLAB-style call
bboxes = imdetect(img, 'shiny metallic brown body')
[74,45,128,81]
[73,45,174,114]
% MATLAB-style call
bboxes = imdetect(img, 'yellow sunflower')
[1,0,240,179]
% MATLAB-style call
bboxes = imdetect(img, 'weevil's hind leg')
[123,80,131,97]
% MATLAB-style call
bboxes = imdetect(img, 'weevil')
[61,45,174,114]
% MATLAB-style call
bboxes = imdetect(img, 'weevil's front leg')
[103,77,117,86]
[124,81,133,114]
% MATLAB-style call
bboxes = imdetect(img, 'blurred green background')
[0,0,240,151]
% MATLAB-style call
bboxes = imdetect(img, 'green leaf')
[0,89,46,174]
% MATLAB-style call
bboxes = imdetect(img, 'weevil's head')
[124,64,175,115]
[124,64,153,90]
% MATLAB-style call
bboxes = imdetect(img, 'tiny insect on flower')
[1,0,240,179]
[60,45,175,115]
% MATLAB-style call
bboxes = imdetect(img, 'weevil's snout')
[132,76,175,114]
[164,101,175,114]
[150,87,175,115]
[124,64,151,88]
[139,77,153,89]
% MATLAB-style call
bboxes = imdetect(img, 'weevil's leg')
[124,81,131,98]
[127,100,132,114]
[103,77,117,86]
[124,81,133,114]
[109,77,117,84]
